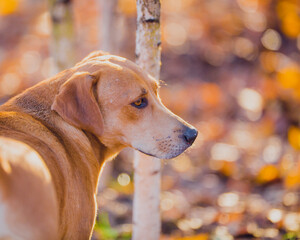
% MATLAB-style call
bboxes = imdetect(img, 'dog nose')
[183,127,198,145]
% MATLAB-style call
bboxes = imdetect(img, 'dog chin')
[136,149,156,158]
[137,148,187,160]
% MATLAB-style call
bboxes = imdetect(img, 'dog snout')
[183,126,198,145]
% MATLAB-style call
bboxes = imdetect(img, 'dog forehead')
[86,57,157,102]
[101,68,144,88]
[96,69,148,106]
[80,55,158,87]
[104,56,159,85]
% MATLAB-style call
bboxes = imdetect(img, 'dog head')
[52,53,197,159]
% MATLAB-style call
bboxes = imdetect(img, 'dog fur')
[0,51,197,239]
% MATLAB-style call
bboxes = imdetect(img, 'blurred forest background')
[1,0,300,239]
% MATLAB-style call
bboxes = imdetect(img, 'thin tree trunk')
[133,1,161,239]
[99,0,118,53]
[48,0,75,71]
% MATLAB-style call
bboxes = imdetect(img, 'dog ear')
[51,71,104,136]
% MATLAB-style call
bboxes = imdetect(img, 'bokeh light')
[283,213,300,231]
[261,29,282,51]
[233,37,255,60]
[238,88,263,112]
[267,208,283,223]
[243,12,267,32]
[237,0,258,13]
[0,73,21,96]
[211,143,240,162]
[164,22,187,47]
[20,51,42,74]
[117,173,130,186]
[218,192,239,208]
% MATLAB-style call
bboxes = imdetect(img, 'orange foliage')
[277,67,300,89]
[174,234,209,240]
[284,169,300,188]
[257,165,279,183]
[196,119,224,142]
[259,51,279,73]
[217,212,243,224]
[0,0,18,16]
[277,0,300,38]
[198,83,222,109]
[288,126,300,150]
[118,0,136,16]
[260,78,278,100]
[216,161,236,177]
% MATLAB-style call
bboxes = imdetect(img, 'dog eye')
[131,97,148,109]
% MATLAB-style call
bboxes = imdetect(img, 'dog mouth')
[134,127,197,159]
[136,143,190,159]
[161,145,190,159]
[137,149,156,158]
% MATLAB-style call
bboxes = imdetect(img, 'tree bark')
[48,0,75,71]
[133,1,161,239]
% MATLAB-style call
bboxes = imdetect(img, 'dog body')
[0,51,197,239]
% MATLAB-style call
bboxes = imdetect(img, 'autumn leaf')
[277,67,300,89]
[284,169,300,188]
[277,0,300,38]
[174,233,209,240]
[220,161,236,177]
[0,0,19,16]
[281,13,300,38]
[288,126,300,150]
[257,165,279,184]
[199,83,222,109]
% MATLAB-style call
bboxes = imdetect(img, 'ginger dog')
[0,51,197,239]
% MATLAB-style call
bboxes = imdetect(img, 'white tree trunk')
[133,0,161,239]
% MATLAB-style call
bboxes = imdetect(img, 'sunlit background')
[1,0,300,239]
